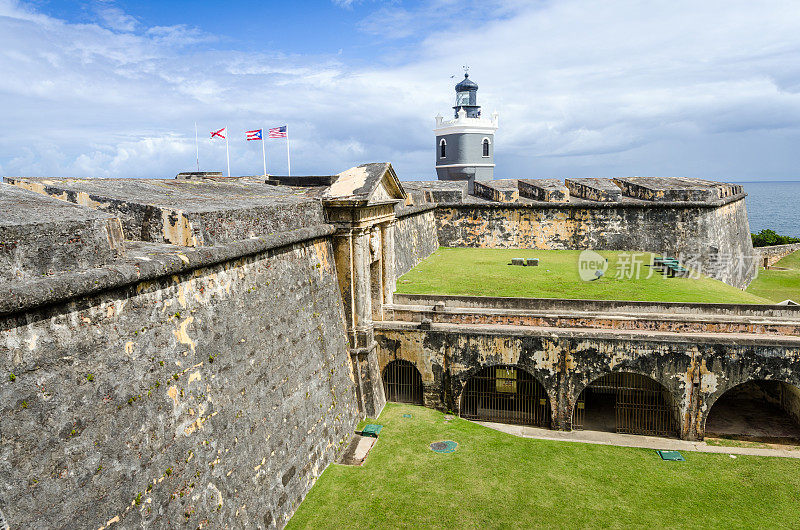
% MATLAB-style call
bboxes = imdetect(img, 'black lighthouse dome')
[455,72,478,92]
[453,72,481,118]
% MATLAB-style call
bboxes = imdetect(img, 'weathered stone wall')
[0,185,125,282]
[757,243,800,268]
[374,322,800,440]
[393,206,439,277]
[434,196,756,288]
[0,235,360,529]
[6,177,325,247]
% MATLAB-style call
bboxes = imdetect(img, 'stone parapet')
[473,179,519,203]
[518,179,570,202]
[565,178,623,202]
[0,224,335,317]
[757,243,800,268]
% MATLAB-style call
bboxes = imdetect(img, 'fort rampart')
[757,242,800,268]
[434,197,755,288]
[1,227,360,528]
[1,167,797,528]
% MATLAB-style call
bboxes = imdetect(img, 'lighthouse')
[434,71,499,192]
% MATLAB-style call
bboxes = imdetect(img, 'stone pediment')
[323,163,406,206]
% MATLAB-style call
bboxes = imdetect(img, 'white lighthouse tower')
[434,71,499,192]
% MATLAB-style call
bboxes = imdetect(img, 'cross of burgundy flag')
[210,127,226,139]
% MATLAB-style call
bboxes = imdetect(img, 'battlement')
[405,176,745,206]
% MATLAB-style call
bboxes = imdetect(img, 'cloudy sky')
[1,0,799,181]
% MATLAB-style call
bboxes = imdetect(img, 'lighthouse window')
[440,139,446,158]
[482,138,490,157]
[456,92,470,106]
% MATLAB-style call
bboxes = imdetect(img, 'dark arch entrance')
[705,380,800,444]
[459,365,550,427]
[572,372,678,437]
[382,360,423,405]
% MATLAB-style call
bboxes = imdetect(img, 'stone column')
[350,226,386,418]
[351,227,372,343]
[380,220,396,311]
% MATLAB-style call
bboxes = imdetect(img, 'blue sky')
[1,0,800,181]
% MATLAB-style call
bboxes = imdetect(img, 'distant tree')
[751,229,800,247]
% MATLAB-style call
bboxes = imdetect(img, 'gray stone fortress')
[3,92,800,525]
[3,166,800,528]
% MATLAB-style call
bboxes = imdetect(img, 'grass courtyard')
[746,249,800,303]
[396,248,772,304]
[289,404,800,529]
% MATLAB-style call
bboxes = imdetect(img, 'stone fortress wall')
[393,205,438,277]
[404,176,757,289]
[0,177,363,529]
[0,165,793,528]
[757,242,800,268]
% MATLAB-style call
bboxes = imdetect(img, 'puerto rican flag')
[268,125,287,138]
[246,129,262,141]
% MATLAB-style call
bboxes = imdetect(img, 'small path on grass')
[476,421,800,459]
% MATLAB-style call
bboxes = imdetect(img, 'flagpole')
[194,122,199,171]
[286,125,291,177]
[225,125,231,178]
[261,129,267,177]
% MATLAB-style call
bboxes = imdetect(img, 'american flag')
[245,129,262,141]
[268,125,288,138]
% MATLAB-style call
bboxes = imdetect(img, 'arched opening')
[572,372,678,437]
[460,365,550,427]
[382,360,423,405]
[705,380,800,444]
[482,137,490,157]
[439,138,446,158]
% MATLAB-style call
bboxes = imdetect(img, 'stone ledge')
[394,204,437,218]
[386,303,800,325]
[393,293,800,318]
[374,320,800,346]
[0,224,336,317]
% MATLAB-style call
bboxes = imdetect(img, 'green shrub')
[752,229,800,247]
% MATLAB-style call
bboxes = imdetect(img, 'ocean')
[740,181,800,238]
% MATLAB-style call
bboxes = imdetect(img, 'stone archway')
[459,364,551,427]
[571,371,679,437]
[382,360,424,405]
[704,380,800,444]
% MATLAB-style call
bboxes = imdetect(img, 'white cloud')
[95,4,138,32]
[1,0,800,180]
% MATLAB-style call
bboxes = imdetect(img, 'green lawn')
[289,404,800,529]
[746,250,800,303]
[396,248,772,304]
